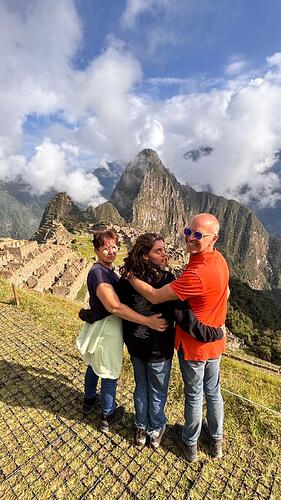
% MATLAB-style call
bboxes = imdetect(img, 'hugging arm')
[175,302,224,342]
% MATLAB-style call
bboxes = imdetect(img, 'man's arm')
[175,305,225,342]
[129,276,178,304]
[96,283,167,331]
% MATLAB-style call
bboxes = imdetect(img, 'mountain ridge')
[38,148,281,295]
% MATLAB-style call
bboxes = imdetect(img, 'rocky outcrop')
[39,192,85,232]
[31,220,73,245]
[85,201,126,226]
[110,149,281,291]
[33,148,281,292]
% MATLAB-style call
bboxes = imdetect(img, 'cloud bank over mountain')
[1,0,281,208]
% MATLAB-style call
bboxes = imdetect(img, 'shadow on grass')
[0,360,199,462]
[0,360,142,443]
[0,299,16,305]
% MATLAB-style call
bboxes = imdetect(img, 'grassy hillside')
[0,277,280,499]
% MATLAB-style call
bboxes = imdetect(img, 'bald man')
[130,213,229,462]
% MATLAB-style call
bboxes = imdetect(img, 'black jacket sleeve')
[175,301,224,342]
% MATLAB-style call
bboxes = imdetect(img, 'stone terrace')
[0,239,90,300]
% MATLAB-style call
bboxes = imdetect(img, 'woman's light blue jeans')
[130,356,172,435]
[84,365,117,417]
[178,347,224,446]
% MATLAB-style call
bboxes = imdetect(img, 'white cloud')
[1,138,105,206]
[266,52,281,68]
[1,1,281,212]
[121,0,171,28]
[225,58,247,76]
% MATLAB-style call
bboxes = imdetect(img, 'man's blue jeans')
[178,347,224,446]
[130,356,172,435]
[84,365,117,417]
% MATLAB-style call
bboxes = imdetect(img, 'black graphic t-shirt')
[117,271,176,361]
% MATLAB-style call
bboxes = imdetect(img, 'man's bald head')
[189,213,220,235]
[185,213,220,255]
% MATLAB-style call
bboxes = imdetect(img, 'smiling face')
[146,239,167,267]
[95,238,118,268]
[185,214,219,255]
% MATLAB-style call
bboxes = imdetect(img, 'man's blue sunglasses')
[184,227,216,240]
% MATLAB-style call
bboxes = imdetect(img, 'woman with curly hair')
[118,233,174,449]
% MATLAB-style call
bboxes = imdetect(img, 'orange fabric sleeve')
[169,271,203,301]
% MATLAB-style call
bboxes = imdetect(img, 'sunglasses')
[101,245,118,255]
[184,227,216,240]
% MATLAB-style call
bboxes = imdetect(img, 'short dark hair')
[92,229,118,250]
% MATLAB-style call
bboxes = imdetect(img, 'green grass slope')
[0,277,280,498]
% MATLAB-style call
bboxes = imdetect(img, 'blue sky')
[1,0,281,207]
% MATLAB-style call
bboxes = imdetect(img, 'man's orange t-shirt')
[169,249,229,361]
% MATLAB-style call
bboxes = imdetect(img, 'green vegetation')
[76,283,87,302]
[0,278,81,338]
[227,278,281,364]
[72,233,96,261]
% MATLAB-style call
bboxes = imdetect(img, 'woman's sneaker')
[100,406,125,433]
[150,424,166,450]
[82,394,101,415]
[135,428,147,446]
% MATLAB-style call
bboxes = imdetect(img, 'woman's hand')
[145,313,168,332]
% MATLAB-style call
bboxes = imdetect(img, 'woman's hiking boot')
[100,406,125,433]
[150,424,166,450]
[82,394,101,415]
[135,428,147,446]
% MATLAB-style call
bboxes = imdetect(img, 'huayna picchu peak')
[34,148,281,296]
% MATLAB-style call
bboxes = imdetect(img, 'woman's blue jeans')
[130,356,172,435]
[84,365,117,417]
[178,347,224,446]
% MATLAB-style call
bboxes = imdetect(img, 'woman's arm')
[96,283,167,332]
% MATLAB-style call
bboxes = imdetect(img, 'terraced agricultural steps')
[0,289,280,499]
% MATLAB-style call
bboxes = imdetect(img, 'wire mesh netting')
[0,303,280,499]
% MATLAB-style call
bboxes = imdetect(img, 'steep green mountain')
[0,179,54,239]
[227,278,281,364]
[35,148,281,294]
[85,201,126,226]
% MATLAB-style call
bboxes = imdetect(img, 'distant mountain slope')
[110,149,281,291]
[0,179,54,239]
[227,278,281,364]
[93,161,124,199]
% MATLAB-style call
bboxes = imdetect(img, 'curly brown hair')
[120,232,165,283]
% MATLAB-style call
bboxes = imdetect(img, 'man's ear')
[143,255,149,260]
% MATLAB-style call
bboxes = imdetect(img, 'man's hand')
[145,313,168,332]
